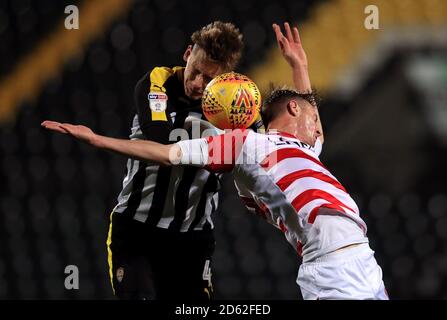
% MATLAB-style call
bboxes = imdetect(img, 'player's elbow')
[160,144,179,166]
[134,141,173,166]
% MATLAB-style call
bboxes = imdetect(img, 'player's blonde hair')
[191,21,243,70]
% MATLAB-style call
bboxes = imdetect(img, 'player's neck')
[267,120,299,140]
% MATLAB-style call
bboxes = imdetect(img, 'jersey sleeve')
[134,70,173,144]
[175,129,250,173]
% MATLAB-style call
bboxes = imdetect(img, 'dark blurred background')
[0,0,446,299]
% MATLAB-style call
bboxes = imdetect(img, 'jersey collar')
[266,130,298,139]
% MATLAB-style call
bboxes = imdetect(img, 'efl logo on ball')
[202,72,261,129]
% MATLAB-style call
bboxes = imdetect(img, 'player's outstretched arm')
[273,22,311,93]
[41,120,180,166]
[273,22,324,144]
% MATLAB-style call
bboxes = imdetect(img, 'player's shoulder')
[228,128,262,145]
[148,66,184,92]
[247,129,268,140]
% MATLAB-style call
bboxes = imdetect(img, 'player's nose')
[192,74,205,91]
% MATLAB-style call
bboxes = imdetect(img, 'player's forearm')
[291,65,324,143]
[93,134,174,165]
[291,65,312,93]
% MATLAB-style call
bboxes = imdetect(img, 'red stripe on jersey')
[260,148,326,171]
[297,241,303,256]
[308,203,367,233]
[291,189,355,221]
[240,196,255,205]
[240,196,268,220]
[205,129,249,173]
[276,169,347,193]
[307,203,345,224]
[278,220,287,233]
[258,201,270,217]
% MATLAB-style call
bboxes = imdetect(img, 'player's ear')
[286,100,300,117]
[183,45,193,62]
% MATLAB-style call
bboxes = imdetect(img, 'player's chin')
[190,92,203,100]
[306,137,317,147]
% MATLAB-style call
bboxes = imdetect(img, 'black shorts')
[106,212,215,300]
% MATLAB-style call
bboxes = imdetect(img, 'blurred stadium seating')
[0,0,446,299]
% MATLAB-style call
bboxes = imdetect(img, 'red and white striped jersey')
[177,129,368,261]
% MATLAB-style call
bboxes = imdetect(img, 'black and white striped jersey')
[113,66,221,231]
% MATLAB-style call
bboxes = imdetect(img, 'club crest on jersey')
[116,267,124,283]
[148,92,168,112]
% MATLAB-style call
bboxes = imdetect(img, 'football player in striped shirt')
[42,23,388,299]
[105,22,247,300]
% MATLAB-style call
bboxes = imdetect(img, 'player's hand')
[273,22,307,69]
[41,120,98,146]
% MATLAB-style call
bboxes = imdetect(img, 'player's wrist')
[90,133,104,148]
[289,59,308,70]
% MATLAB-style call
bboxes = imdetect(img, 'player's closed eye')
[190,69,199,79]
[203,75,212,84]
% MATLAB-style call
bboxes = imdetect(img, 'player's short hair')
[261,85,319,128]
[191,21,243,70]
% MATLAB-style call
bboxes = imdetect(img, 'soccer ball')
[202,72,261,129]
